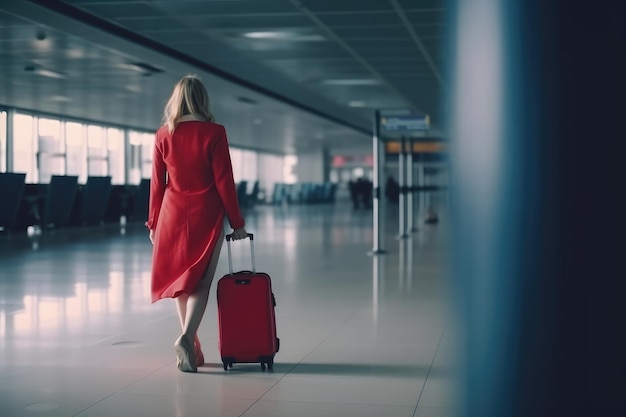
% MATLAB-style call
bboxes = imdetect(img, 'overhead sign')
[385,141,445,154]
[380,113,430,132]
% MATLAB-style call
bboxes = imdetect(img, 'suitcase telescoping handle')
[225,232,255,274]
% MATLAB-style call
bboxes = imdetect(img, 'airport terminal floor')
[0,203,457,417]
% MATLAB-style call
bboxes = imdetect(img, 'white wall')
[294,149,325,183]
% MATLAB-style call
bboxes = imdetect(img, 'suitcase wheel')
[261,359,274,371]
[223,362,228,371]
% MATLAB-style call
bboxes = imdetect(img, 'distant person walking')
[146,74,248,373]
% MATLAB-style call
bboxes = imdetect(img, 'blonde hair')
[163,74,215,133]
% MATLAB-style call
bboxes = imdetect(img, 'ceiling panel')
[300,0,394,13]
[151,0,296,15]
[3,0,446,158]
[109,17,192,32]
[74,3,165,19]
[398,0,445,9]
[316,12,403,27]
[58,0,444,124]
[196,15,312,30]
[330,25,412,38]
[0,2,372,156]
[406,9,445,25]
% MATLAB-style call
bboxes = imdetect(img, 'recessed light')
[46,95,71,102]
[349,100,367,107]
[243,31,285,39]
[322,79,381,86]
[36,69,65,79]
[67,48,84,59]
[242,31,325,41]
[237,96,258,105]
[119,62,164,76]
[24,65,66,79]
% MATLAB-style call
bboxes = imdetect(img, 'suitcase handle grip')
[225,232,255,274]
[225,233,254,241]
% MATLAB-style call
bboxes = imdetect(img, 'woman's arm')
[211,126,245,230]
[146,133,166,231]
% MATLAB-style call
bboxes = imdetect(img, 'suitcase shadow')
[197,362,435,378]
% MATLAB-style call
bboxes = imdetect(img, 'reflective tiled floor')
[0,204,458,417]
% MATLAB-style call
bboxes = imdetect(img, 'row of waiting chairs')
[272,182,337,205]
[0,173,150,232]
[1,175,339,233]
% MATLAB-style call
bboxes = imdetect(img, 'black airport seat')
[0,172,26,231]
[79,176,113,225]
[43,175,79,228]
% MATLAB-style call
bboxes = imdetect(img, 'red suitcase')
[217,233,279,371]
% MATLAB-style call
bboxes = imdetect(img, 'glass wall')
[0,111,6,172]
[140,132,154,180]
[128,131,153,185]
[230,148,242,183]
[258,153,284,202]
[2,108,287,196]
[87,125,107,177]
[66,122,86,183]
[107,128,125,185]
[13,113,36,183]
[283,155,298,184]
[37,117,65,183]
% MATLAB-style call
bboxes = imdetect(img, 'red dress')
[146,121,245,302]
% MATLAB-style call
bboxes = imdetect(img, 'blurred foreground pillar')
[448,0,626,416]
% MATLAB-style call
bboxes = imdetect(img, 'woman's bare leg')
[174,230,224,372]
[175,294,189,330]
[182,235,223,342]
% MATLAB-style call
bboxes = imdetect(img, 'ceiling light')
[24,65,66,79]
[118,62,164,76]
[242,31,325,41]
[349,100,367,107]
[322,79,381,86]
[46,95,71,102]
[237,96,258,105]
[66,48,84,59]
[243,31,285,39]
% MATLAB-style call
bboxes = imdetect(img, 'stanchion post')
[407,138,417,233]
[398,135,409,239]
[369,110,387,255]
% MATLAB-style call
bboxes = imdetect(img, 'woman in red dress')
[146,74,248,373]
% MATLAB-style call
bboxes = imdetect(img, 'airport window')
[140,132,154,179]
[230,148,242,183]
[0,111,6,172]
[37,118,65,183]
[283,155,298,184]
[66,122,87,183]
[241,150,258,190]
[128,131,153,184]
[107,128,125,185]
[12,113,37,183]
[128,131,142,185]
[258,153,284,202]
[329,169,339,183]
[87,125,108,177]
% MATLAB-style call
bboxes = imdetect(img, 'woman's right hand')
[231,227,248,240]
